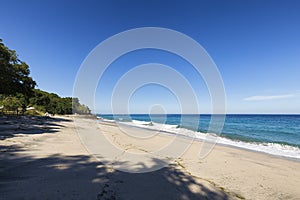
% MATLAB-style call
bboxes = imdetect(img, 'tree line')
[0,38,90,115]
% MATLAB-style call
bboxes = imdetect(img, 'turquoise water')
[97,114,300,158]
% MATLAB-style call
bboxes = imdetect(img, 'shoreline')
[1,115,300,199]
[87,118,300,199]
[98,118,300,162]
[97,119,300,163]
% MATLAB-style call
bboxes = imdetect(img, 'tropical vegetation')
[0,38,90,115]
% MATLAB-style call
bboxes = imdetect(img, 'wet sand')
[1,116,299,199]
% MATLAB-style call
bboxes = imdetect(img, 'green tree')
[29,89,89,115]
[2,96,21,114]
[1,39,90,116]
[72,98,91,114]
[0,39,36,96]
[15,93,27,114]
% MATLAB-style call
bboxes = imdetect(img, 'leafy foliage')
[0,39,90,115]
[29,89,89,115]
[0,39,36,96]
[72,98,91,114]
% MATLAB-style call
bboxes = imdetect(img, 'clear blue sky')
[1,0,299,114]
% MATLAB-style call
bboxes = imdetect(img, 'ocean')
[97,114,300,160]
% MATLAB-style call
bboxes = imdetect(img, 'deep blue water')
[98,114,300,148]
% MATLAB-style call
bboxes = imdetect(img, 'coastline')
[119,121,300,163]
[84,118,300,199]
[99,116,300,161]
[1,116,299,199]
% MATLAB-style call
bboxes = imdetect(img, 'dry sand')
[0,116,299,200]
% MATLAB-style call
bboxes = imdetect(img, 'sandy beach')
[1,116,300,200]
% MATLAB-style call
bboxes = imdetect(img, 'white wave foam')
[98,118,115,123]
[216,137,300,159]
[116,119,300,160]
[121,120,177,132]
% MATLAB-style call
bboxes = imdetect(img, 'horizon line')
[94,113,300,115]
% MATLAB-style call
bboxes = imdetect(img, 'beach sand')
[0,116,299,199]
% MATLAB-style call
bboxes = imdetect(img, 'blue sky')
[1,0,299,114]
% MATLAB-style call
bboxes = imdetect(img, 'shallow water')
[98,114,300,159]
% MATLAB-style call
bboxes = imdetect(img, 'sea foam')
[112,119,300,160]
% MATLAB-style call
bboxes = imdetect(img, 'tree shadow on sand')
[98,158,235,200]
[0,143,240,200]
[0,116,72,140]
